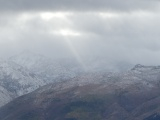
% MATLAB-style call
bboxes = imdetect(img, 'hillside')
[0,60,45,107]
[1,65,160,120]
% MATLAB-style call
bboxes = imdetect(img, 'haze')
[1,0,160,71]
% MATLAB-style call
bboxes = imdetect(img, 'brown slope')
[1,80,160,120]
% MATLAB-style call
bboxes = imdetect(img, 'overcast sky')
[1,0,160,70]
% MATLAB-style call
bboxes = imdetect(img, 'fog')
[1,0,160,71]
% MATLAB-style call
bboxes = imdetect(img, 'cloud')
[0,1,160,71]
[0,0,159,12]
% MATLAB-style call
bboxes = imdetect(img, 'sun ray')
[64,38,87,71]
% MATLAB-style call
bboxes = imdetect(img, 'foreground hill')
[1,65,160,120]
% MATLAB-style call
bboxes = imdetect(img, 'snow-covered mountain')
[9,52,78,82]
[0,60,45,107]
[1,64,160,120]
[0,86,13,107]
[0,52,84,107]
[1,51,160,114]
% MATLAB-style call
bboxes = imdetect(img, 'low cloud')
[0,1,160,70]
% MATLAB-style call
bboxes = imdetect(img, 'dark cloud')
[0,0,159,12]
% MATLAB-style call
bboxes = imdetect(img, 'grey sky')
[1,0,160,71]
[0,0,159,12]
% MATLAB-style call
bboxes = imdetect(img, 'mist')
[1,0,160,71]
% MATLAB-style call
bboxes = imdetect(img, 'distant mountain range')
[0,51,83,107]
[1,59,160,119]
[9,51,81,81]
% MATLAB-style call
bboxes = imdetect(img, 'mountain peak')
[9,51,49,70]
[132,64,145,69]
[131,64,160,71]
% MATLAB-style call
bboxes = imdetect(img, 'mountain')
[0,52,85,107]
[1,64,160,120]
[0,60,45,107]
[0,51,88,107]
[9,52,80,82]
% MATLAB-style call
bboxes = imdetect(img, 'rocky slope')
[1,64,160,120]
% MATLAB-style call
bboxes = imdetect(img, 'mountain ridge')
[1,76,160,120]
[1,52,160,120]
